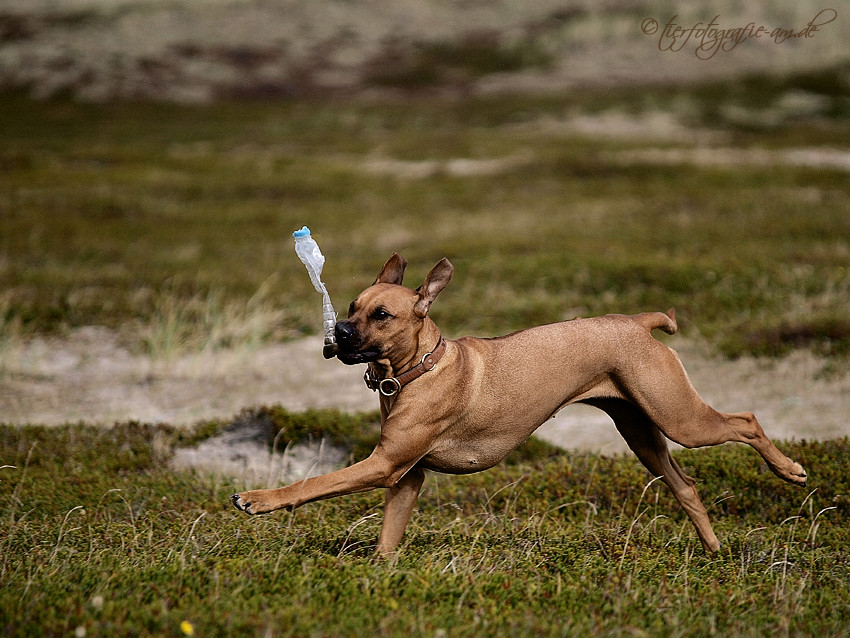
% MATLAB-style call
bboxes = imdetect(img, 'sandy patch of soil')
[2,327,847,460]
[169,412,349,489]
[358,152,535,180]
[611,147,850,173]
[1,328,372,426]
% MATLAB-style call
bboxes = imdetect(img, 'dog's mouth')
[336,348,382,365]
[333,320,382,365]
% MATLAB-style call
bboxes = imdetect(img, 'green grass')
[1,413,849,636]
[1,70,849,361]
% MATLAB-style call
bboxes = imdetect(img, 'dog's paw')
[231,492,266,515]
[788,462,808,486]
[231,493,252,514]
[231,490,287,515]
[775,460,807,487]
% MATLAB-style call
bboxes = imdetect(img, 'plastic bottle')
[293,226,338,358]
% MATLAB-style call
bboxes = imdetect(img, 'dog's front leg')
[376,467,425,557]
[232,452,408,515]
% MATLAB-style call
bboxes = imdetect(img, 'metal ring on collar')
[379,377,402,397]
[421,351,436,371]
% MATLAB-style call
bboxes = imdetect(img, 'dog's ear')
[414,258,453,318]
[374,253,407,285]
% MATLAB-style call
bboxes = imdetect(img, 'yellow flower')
[180,620,195,636]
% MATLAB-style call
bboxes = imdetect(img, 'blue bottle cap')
[293,225,311,238]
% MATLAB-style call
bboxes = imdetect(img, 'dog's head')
[334,253,453,365]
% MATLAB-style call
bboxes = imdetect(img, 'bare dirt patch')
[611,147,850,172]
[169,411,349,489]
[358,152,535,180]
[1,328,371,426]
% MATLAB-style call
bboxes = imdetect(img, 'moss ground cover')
[1,414,848,636]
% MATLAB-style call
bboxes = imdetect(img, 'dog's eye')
[371,308,392,321]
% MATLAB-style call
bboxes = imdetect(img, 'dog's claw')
[231,493,252,514]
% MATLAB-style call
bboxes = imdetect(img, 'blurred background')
[1,1,847,101]
[1,0,849,447]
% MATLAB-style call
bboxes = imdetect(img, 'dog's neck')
[380,317,443,378]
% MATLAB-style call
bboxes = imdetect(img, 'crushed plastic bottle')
[293,226,338,359]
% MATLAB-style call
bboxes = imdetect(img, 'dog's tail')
[635,308,678,335]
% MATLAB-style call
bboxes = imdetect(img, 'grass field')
[1,414,849,637]
[2,67,850,361]
[2,66,850,635]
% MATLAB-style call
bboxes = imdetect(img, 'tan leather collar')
[364,337,447,397]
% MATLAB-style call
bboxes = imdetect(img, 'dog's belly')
[418,443,513,474]
[417,419,542,475]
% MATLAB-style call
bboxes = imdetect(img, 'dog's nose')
[334,321,356,344]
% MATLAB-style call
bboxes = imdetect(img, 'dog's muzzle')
[334,321,381,364]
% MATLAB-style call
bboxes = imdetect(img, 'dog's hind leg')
[377,467,425,557]
[715,410,807,485]
[585,398,721,552]
[616,343,807,487]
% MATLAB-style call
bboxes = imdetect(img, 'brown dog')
[232,254,807,555]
